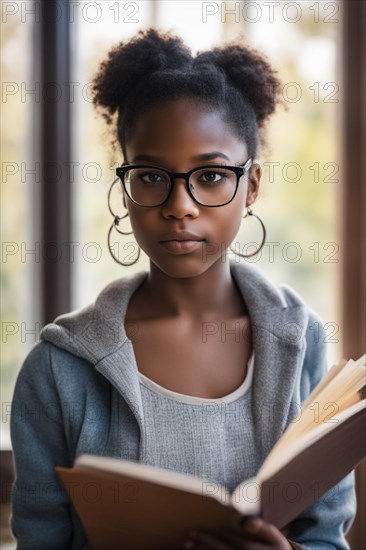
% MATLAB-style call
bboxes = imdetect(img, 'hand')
[182,517,293,549]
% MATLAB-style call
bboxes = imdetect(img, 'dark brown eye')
[140,172,165,184]
[192,168,232,186]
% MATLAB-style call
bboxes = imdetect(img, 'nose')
[160,176,200,218]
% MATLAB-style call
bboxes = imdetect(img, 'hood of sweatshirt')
[39,258,311,457]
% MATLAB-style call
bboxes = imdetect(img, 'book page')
[301,358,348,405]
[257,398,366,482]
[230,476,261,516]
[269,354,365,455]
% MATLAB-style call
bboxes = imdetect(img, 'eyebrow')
[131,152,231,163]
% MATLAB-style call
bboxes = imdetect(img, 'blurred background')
[1,0,365,547]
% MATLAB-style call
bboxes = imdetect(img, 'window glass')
[240,0,342,365]
[1,1,34,450]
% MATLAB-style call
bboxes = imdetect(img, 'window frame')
[339,0,366,546]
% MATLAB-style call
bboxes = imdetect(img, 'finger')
[280,520,294,538]
[216,522,271,544]
[185,530,233,550]
[238,517,292,546]
[184,543,224,550]
[280,526,290,538]
[185,535,283,550]
[215,525,292,550]
[210,528,278,550]
[239,543,289,550]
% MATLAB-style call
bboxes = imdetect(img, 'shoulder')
[231,260,329,380]
[233,260,325,332]
[11,341,113,447]
[278,286,329,403]
[38,269,149,362]
[278,281,327,337]
[14,340,107,402]
[231,259,310,312]
[18,339,92,377]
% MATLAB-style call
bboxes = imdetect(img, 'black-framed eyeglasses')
[115,158,253,207]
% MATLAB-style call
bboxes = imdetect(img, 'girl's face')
[123,98,261,278]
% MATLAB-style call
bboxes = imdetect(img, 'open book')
[56,353,366,550]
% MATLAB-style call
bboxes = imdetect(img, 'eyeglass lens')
[123,167,238,206]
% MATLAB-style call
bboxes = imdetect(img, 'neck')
[142,257,248,322]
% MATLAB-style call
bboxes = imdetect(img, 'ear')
[246,160,261,208]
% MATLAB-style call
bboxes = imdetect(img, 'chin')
[150,255,215,279]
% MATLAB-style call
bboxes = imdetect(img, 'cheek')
[125,206,155,243]
[215,191,247,235]
[202,206,244,250]
[222,185,251,249]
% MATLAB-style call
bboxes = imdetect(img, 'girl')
[10,28,356,550]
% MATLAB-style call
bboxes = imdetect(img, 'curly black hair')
[91,27,285,160]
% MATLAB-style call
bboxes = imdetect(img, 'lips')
[160,230,205,242]
[159,230,206,254]
[160,240,204,254]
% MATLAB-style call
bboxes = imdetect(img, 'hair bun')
[194,40,284,127]
[91,28,192,123]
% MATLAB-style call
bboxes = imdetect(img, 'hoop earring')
[229,207,266,259]
[107,177,141,266]
[107,177,133,235]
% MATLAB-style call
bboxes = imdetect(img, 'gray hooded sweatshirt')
[10,259,356,549]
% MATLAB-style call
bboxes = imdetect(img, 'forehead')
[125,98,247,162]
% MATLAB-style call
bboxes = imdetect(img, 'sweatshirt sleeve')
[284,308,357,550]
[9,341,87,550]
